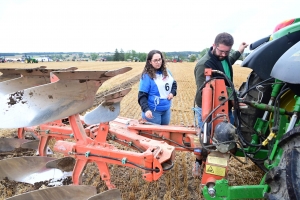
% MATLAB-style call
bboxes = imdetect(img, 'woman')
[138,50,177,125]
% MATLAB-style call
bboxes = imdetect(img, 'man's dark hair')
[214,32,234,46]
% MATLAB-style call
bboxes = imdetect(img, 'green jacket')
[194,47,241,107]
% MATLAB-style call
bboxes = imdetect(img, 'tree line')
[89,49,201,62]
[0,48,246,62]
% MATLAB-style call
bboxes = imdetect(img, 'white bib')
[154,71,174,99]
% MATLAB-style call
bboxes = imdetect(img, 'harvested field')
[0,61,262,200]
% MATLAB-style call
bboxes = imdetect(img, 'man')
[192,32,248,177]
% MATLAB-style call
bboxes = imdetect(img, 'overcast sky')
[0,0,299,53]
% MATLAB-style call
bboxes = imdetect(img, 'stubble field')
[0,61,263,200]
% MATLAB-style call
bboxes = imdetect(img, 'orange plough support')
[52,114,179,188]
[20,114,201,189]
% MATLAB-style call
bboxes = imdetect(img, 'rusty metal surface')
[0,156,66,184]
[87,189,122,200]
[83,88,131,124]
[6,185,97,200]
[0,68,132,128]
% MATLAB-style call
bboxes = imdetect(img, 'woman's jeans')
[142,108,171,125]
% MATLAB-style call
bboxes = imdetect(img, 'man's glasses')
[151,58,162,63]
[216,47,230,55]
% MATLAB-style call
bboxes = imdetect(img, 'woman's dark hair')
[141,50,167,79]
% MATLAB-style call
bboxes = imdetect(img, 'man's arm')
[194,63,206,89]
[228,51,241,64]
[194,62,206,107]
[229,42,248,64]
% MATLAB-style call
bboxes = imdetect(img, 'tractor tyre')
[265,125,300,200]
[238,71,273,142]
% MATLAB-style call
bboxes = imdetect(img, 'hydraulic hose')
[211,70,263,148]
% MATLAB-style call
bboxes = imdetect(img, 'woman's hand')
[167,93,174,100]
[145,110,153,119]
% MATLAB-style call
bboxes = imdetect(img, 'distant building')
[36,57,53,62]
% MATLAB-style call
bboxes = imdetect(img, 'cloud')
[1,0,300,53]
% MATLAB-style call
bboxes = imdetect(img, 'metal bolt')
[85,151,90,157]
[208,186,216,197]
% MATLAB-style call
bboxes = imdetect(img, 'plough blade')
[45,157,75,172]
[0,156,68,184]
[87,189,122,200]
[20,140,40,150]
[0,138,38,152]
[0,68,23,82]
[0,67,131,128]
[6,185,97,200]
[84,88,131,124]
[0,67,55,98]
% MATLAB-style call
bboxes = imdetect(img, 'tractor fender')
[241,30,300,80]
[271,40,300,82]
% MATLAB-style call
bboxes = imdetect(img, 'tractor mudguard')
[241,30,300,80]
[271,41,300,95]
[249,35,271,50]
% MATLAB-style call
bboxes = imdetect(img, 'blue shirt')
[139,70,174,111]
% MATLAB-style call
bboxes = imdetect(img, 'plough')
[0,66,203,199]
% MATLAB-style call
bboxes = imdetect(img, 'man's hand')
[238,42,249,54]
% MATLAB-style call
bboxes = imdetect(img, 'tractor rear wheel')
[238,71,273,142]
[265,125,300,200]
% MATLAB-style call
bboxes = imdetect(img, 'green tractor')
[25,56,38,63]
[200,18,300,199]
